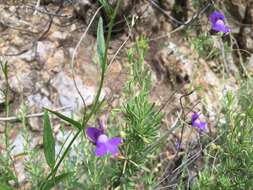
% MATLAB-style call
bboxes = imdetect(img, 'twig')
[0,106,71,122]
[109,34,130,66]
[0,21,39,35]
[154,184,177,190]
[1,3,63,57]
[147,0,213,42]
[176,90,195,156]
[230,34,251,78]
[157,90,178,114]
[33,0,41,15]
[108,15,135,67]
[27,4,72,18]
[153,130,223,188]
[70,6,103,112]
[148,0,184,25]
[142,110,182,157]
[219,37,230,74]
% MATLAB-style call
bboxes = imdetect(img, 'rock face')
[36,41,56,64]
[153,42,192,88]
[73,0,136,34]
[73,0,95,24]
[27,93,52,109]
[9,62,37,95]
[0,3,106,113]
[11,133,25,156]
[50,71,105,113]
[225,1,253,52]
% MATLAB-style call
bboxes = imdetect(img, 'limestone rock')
[50,71,105,113]
[36,41,55,63]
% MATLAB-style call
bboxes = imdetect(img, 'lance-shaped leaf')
[45,108,82,130]
[99,0,113,16]
[43,110,55,170]
[97,17,106,71]
[0,61,8,79]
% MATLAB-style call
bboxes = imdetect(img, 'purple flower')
[209,11,230,34]
[86,119,122,157]
[191,113,208,133]
[175,139,181,150]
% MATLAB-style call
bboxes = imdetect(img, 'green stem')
[40,73,105,189]
[1,62,20,189]
[40,1,121,188]
[2,62,9,150]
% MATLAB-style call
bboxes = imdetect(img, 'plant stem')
[1,61,20,189]
[40,1,121,188]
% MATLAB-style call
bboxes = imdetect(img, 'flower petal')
[107,137,122,156]
[109,137,122,145]
[209,11,225,25]
[192,121,208,133]
[198,122,208,132]
[213,21,230,33]
[97,134,109,144]
[86,127,103,143]
[192,121,200,128]
[95,143,107,157]
[191,113,199,124]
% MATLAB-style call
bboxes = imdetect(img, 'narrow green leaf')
[99,0,113,16]
[97,17,106,71]
[45,108,82,130]
[0,183,14,190]
[42,173,71,190]
[43,111,55,170]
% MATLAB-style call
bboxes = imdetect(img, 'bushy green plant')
[35,8,163,190]
[192,86,253,189]
[109,37,163,189]
[0,60,19,189]
[192,34,218,59]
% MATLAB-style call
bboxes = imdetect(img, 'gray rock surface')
[51,71,105,113]
[36,41,55,63]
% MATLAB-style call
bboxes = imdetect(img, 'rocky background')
[0,0,252,188]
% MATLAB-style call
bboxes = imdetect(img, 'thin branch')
[147,0,213,42]
[0,3,63,57]
[0,106,71,122]
[108,16,134,66]
[148,0,184,25]
[70,6,103,112]
[154,131,224,188]
[26,4,72,18]
[109,34,130,66]
[33,0,41,15]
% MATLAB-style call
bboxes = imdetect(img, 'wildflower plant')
[31,1,163,189]
[110,37,163,189]
[192,33,218,59]
[38,1,123,189]
[0,60,20,189]
[192,88,253,189]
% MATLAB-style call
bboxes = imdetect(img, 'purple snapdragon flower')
[191,113,208,133]
[209,11,230,34]
[86,118,122,157]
